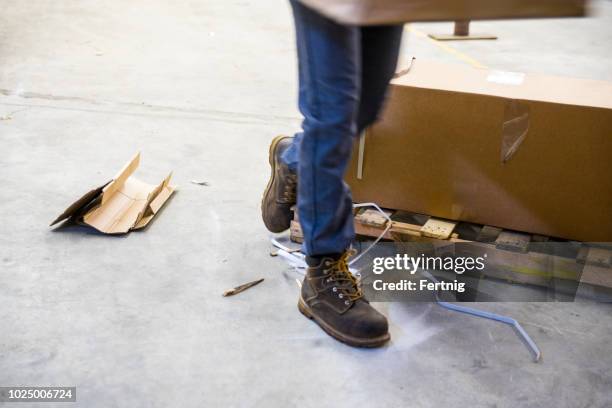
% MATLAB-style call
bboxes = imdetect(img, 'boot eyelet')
[332,287,337,292]
[345,300,350,305]
[338,294,343,299]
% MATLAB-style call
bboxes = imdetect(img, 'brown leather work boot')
[261,135,298,233]
[298,251,390,347]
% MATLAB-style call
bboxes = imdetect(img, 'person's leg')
[289,0,361,258]
[261,2,313,233]
[282,23,403,253]
[285,0,393,348]
[357,25,404,132]
[263,1,403,348]
[280,132,301,173]
[263,0,360,236]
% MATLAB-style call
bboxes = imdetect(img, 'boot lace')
[324,250,363,303]
[281,173,298,202]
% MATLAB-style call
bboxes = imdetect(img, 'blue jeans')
[282,0,403,256]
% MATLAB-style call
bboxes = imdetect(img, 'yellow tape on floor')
[405,25,488,70]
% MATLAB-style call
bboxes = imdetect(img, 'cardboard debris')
[50,152,175,234]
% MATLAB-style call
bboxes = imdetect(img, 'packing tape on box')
[501,100,530,164]
[356,98,530,174]
[357,129,367,180]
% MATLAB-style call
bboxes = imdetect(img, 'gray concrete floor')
[1,1,612,407]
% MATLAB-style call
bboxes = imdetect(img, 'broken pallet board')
[286,207,612,292]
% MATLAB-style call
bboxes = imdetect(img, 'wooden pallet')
[289,206,612,294]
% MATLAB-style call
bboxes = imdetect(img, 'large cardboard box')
[299,0,586,26]
[345,60,612,242]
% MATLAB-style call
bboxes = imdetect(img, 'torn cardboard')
[345,59,612,242]
[50,152,175,234]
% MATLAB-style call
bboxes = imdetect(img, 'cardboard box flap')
[100,151,141,206]
[49,182,109,226]
[394,59,612,109]
[133,172,175,230]
[84,177,153,234]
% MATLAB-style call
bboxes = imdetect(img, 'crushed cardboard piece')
[50,152,175,234]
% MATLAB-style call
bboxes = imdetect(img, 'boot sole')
[261,135,292,233]
[298,297,391,348]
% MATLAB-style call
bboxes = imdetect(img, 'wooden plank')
[355,222,394,241]
[577,247,612,268]
[495,231,531,253]
[580,264,610,287]
[420,218,457,239]
[390,220,421,235]
[477,225,503,243]
[355,208,390,228]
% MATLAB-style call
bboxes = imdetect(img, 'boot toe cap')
[346,303,389,340]
[262,204,293,232]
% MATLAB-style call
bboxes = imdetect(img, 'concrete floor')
[1,1,612,407]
